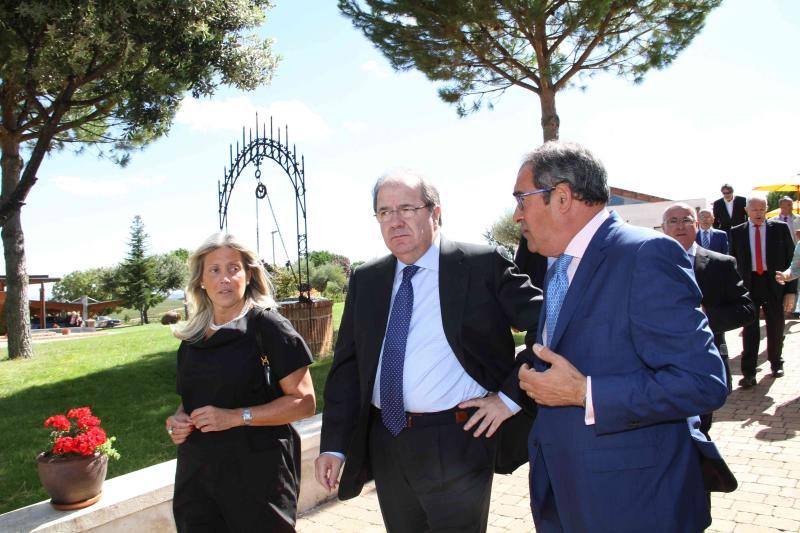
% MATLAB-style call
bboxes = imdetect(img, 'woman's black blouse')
[175,307,313,451]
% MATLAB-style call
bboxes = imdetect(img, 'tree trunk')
[539,87,560,142]
[1,139,33,359]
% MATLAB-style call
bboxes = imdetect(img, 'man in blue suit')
[696,208,730,254]
[513,142,729,533]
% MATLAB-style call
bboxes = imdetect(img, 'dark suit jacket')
[693,247,755,336]
[514,236,548,289]
[320,237,542,500]
[695,227,729,255]
[523,212,728,532]
[729,220,797,298]
[713,196,747,232]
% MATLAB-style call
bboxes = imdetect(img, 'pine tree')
[118,216,158,325]
[0,0,278,358]
[339,0,721,141]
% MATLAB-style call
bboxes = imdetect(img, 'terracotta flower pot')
[36,452,108,510]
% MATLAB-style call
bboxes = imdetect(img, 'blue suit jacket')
[696,227,729,254]
[527,212,728,533]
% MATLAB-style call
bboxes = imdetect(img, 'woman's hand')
[776,270,787,285]
[189,405,240,432]
[166,410,194,445]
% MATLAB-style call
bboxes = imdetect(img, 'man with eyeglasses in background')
[662,203,755,436]
[512,142,728,532]
[729,197,796,387]
[712,183,747,237]
[696,208,730,254]
[315,169,542,533]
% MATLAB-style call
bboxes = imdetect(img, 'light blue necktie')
[701,230,710,249]
[545,254,573,347]
[380,264,420,436]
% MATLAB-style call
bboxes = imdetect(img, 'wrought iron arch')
[218,115,310,302]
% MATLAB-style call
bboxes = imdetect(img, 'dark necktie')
[754,224,764,274]
[380,264,420,436]
[701,230,710,249]
[545,254,573,347]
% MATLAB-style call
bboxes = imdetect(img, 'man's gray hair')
[521,141,609,206]
[662,202,696,225]
[746,196,767,208]
[372,168,442,225]
[698,207,713,217]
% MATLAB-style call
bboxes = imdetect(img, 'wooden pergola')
[0,275,123,329]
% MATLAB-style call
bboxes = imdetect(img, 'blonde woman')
[165,233,315,532]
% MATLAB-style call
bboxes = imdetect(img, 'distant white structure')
[611,198,708,232]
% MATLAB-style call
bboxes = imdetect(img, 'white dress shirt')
[686,242,698,266]
[747,220,768,272]
[724,198,734,218]
[372,233,518,413]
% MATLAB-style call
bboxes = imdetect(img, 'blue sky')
[12,0,800,297]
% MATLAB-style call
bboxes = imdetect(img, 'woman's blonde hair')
[173,233,276,343]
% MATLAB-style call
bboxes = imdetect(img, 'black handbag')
[252,310,303,478]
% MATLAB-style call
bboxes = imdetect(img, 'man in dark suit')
[515,236,548,288]
[696,208,730,254]
[663,202,755,436]
[514,142,728,532]
[712,183,747,236]
[315,170,541,532]
[729,197,797,386]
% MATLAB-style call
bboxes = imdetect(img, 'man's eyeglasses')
[513,187,555,211]
[721,190,733,195]
[665,216,695,226]
[375,205,429,223]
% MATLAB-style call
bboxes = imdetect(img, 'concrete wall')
[0,415,333,532]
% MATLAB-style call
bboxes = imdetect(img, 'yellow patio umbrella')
[766,206,800,218]
[753,178,800,217]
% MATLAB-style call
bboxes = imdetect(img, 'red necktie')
[754,224,764,275]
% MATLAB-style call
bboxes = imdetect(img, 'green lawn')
[0,300,515,515]
[0,322,335,515]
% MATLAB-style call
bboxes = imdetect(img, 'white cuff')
[498,392,522,415]
[321,451,345,461]
[584,376,595,425]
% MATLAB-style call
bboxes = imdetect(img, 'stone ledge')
[0,414,333,532]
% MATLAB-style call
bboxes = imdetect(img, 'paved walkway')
[298,319,800,532]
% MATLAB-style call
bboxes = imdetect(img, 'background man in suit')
[696,208,730,254]
[713,183,747,236]
[729,197,796,387]
[514,236,548,288]
[770,196,800,244]
[663,203,755,436]
[315,170,541,533]
[513,142,728,532]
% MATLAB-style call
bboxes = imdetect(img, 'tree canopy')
[52,268,117,303]
[484,209,518,258]
[339,0,721,140]
[0,0,279,358]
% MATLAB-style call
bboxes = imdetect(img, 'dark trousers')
[741,273,785,378]
[368,408,496,533]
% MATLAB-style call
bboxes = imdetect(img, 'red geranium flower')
[41,406,119,460]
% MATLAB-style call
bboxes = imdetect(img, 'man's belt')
[371,405,476,429]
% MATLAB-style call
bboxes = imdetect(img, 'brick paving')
[298,319,800,532]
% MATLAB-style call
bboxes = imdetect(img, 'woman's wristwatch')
[242,407,253,426]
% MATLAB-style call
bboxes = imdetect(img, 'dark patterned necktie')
[380,265,420,436]
[701,230,710,249]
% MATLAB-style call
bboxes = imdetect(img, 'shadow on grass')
[0,348,334,515]
[0,348,179,514]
